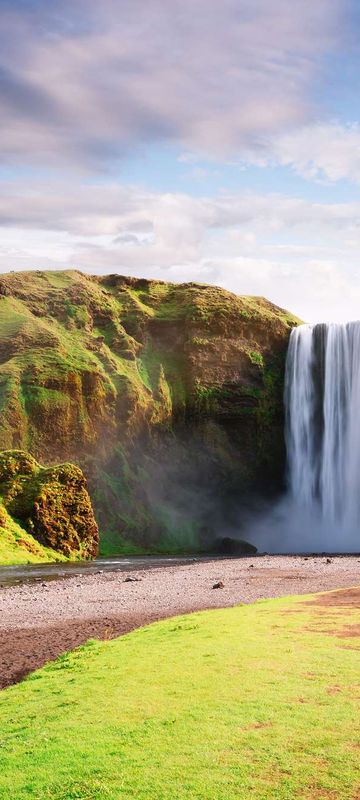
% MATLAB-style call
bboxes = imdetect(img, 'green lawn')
[0,590,359,799]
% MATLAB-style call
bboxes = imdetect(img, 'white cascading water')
[245,321,360,552]
[284,322,360,551]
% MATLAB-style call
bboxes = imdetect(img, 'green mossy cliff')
[0,450,98,563]
[0,270,300,554]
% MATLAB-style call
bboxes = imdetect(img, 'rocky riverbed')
[0,554,359,689]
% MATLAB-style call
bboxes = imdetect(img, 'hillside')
[0,270,300,554]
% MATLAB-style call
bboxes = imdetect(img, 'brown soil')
[0,611,175,689]
[304,587,360,607]
[295,587,360,641]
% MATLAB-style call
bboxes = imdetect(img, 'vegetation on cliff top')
[0,270,300,555]
[0,589,358,799]
[0,450,98,564]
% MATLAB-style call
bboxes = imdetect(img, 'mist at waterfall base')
[245,321,360,554]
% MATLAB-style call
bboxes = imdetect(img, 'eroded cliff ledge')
[0,270,300,553]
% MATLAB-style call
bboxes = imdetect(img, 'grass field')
[0,589,359,800]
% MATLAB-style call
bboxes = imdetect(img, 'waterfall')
[284,322,360,550]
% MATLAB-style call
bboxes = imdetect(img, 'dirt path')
[0,554,359,689]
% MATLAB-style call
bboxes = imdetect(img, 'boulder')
[212,536,258,556]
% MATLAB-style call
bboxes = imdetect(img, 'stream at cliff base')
[0,555,207,588]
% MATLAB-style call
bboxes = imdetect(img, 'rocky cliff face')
[0,270,300,553]
[0,450,98,563]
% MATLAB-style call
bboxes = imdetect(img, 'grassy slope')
[0,272,300,440]
[0,591,358,799]
[0,502,66,565]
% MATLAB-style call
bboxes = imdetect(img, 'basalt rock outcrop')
[0,270,300,554]
[0,450,98,562]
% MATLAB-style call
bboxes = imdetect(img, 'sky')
[1,1,360,321]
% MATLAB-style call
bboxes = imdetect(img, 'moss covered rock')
[0,501,68,565]
[0,270,300,554]
[0,450,98,560]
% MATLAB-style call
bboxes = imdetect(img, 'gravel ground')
[0,554,359,689]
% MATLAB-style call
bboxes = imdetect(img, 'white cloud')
[0,0,341,167]
[1,180,360,322]
[2,181,360,237]
[271,123,360,182]
[228,120,360,184]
